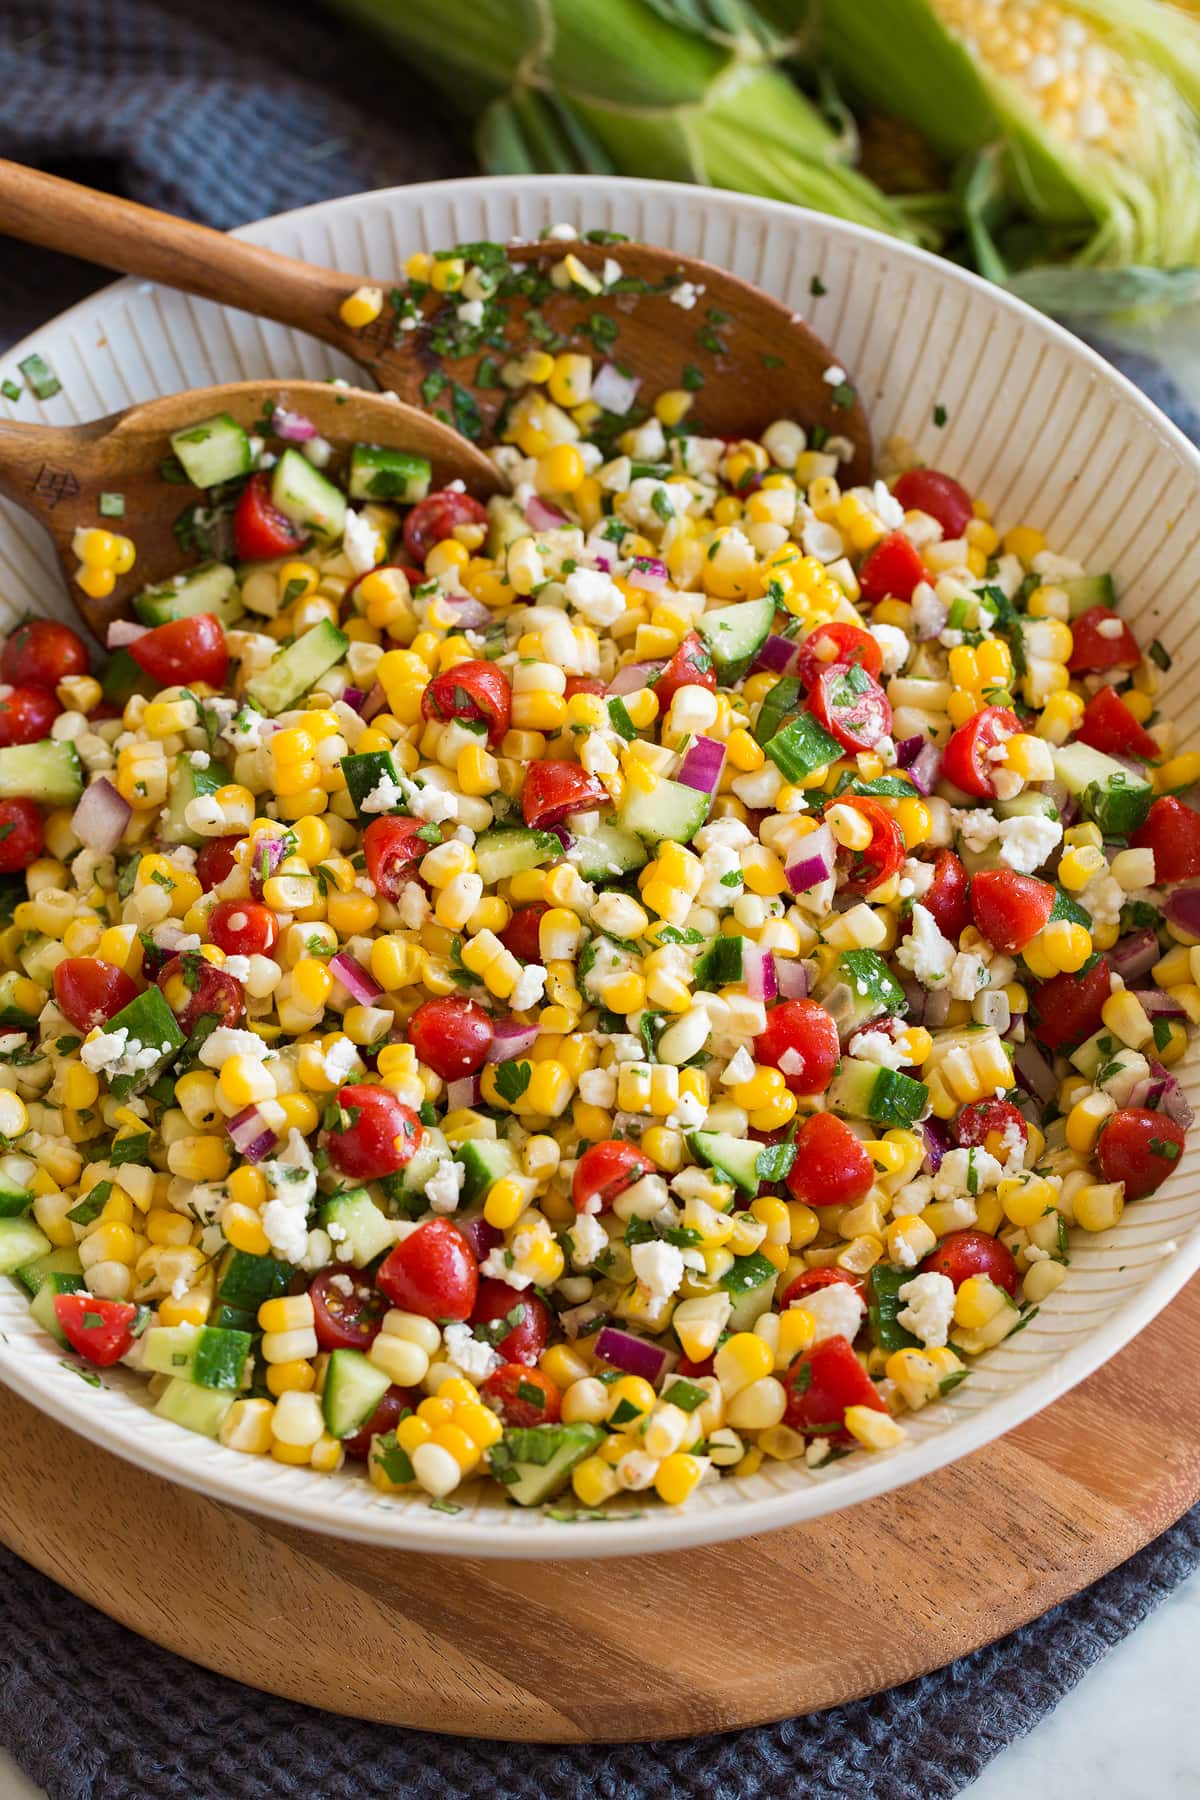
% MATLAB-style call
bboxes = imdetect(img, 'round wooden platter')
[3,1281,1200,1745]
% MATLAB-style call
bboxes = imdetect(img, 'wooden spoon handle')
[0,160,363,353]
[0,416,107,526]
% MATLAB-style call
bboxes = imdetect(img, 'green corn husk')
[326,0,916,240]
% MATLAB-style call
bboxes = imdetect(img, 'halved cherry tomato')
[795,622,881,692]
[783,1335,885,1438]
[521,760,608,829]
[1132,797,1200,884]
[1068,606,1140,675]
[233,472,307,561]
[0,797,43,873]
[482,1363,561,1427]
[53,1294,139,1367]
[377,1218,478,1322]
[0,685,59,746]
[780,1266,866,1309]
[809,661,892,752]
[572,1140,655,1214]
[565,676,607,699]
[921,1229,1018,1296]
[954,1099,1028,1155]
[1096,1108,1187,1200]
[969,869,1055,955]
[653,631,716,710]
[785,1113,874,1209]
[892,468,973,538]
[920,849,971,942]
[1,620,87,688]
[420,659,511,747]
[53,957,138,1033]
[130,614,227,687]
[1029,955,1112,1054]
[1077,687,1160,762]
[309,1267,386,1352]
[207,899,279,958]
[857,531,927,605]
[499,901,548,963]
[754,998,840,1096]
[157,953,244,1034]
[326,1085,423,1181]
[829,795,904,894]
[406,996,494,1080]
[363,816,429,901]
[342,1385,417,1460]
[196,836,242,892]
[401,490,489,565]
[471,1280,551,1365]
[941,706,1021,799]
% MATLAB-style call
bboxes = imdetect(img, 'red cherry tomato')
[129,614,227,687]
[363,816,429,901]
[195,836,242,892]
[674,1354,715,1380]
[341,1385,417,1460]
[829,795,905,895]
[892,468,973,538]
[0,797,43,873]
[941,706,1021,799]
[921,1229,1018,1297]
[376,1218,478,1321]
[420,659,511,748]
[53,957,138,1033]
[406,996,494,1080]
[754,998,840,1096]
[482,1363,561,1427]
[920,849,971,942]
[325,1085,423,1181]
[207,899,279,958]
[157,953,244,1034]
[653,631,717,710]
[521,760,609,829]
[309,1267,386,1352]
[1076,687,1160,762]
[809,661,892,753]
[780,1266,866,1309]
[1131,797,1200,885]
[954,1099,1028,1155]
[53,1294,139,1366]
[858,531,927,605]
[471,1279,551,1365]
[565,676,607,699]
[783,1335,886,1439]
[795,622,881,692]
[401,490,489,565]
[1029,955,1112,1054]
[785,1113,875,1210]
[572,1140,655,1214]
[499,901,548,963]
[1,620,88,688]
[1096,1108,1187,1200]
[0,685,59,747]
[1068,606,1140,675]
[969,869,1055,955]
[233,472,307,561]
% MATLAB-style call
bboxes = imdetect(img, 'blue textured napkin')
[2,3,1200,1795]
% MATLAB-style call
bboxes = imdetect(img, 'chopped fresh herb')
[429,1498,462,1515]
[1153,1015,1174,1053]
[830,380,856,409]
[0,378,20,402]
[59,1359,102,1388]
[19,352,60,399]
[650,487,674,523]
[609,1397,641,1426]
[1149,1136,1182,1162]
[1149,639,1172,672]
[110,1133,152,1167]
[587,313,619,352]
[697,325,726,356]
[493,1059,532,1104]
[810,275,827,297]
[67,1181,112,1225]
[372,1431,414,1487]
[933,404,948,428]
[661,1378,708,1413]
[420,371,447,406]
[682,363,705,391]
[939,1370,969,1396]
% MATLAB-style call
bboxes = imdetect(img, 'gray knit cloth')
[2,3,1199,1795]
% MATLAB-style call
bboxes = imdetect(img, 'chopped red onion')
[776,959,810,1000]
[594,1326,678,1386]
[549,824,574,851]
[591,363,641,415]
[608,659,665,696]
[341,685,367,712]
[923,987,952,1029]
[485,1020,540,1063]
[560,1300,609,1341]
[272,406,318,443]
[900,978,925,1023]
[906,743,943,795]
[362,682,387,722]
[743,945,778,1003]
[446,1075,483,1109]
[227,1106,278,1163]
[1129,1077,1167,1112]
[248,836,289,901]
[1130,989,1186,1019]
[525,494,568,531]
[71,778,131,855]
[894,735,924,768]
[460,1216,503,1262]
[922,1118,949,1173]
[329,952,382,1006]
[784,823,835,894]
[445,596,493,631]
[1110,931,1161,983]
[1148,1062,1195,1130]
[1163,887,1200,937]
[676,735,726,794]
[106,620,149,648]
[627,557,668,592]
[1013,1039,1059,1105]
[752,635,799,676]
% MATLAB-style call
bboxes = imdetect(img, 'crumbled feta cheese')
[694,817,754,853]
[322,1036,359,1085]
[408,782,459,823]
[949,952,990,1002]
[360,774,407,815]
[932,1147,1003,1201]
[669,280,704,310]
[896,903,956,987]
[952,809,1063,876]
[847,1029,907,1070]
[798,1282,865,1345]
[899,856,935,900]
[188,750,210,769]
[442,1320,502,1380]
[898,1273,957,1348]
[260,1129,318,1261]
[564,566,625,626]
[342,508,379,576]
[224,707,271,750]
[577,1066,617,1109]
[199,1027,275,1068]
[424,1159,465,1216]
[822,364,847,387]
[869,623,910,675]
[631,1238,685,1300]
[666,1090,707,1130]
[510,963,548,1014]
[569,1210,609,1269]
[397,882,430,930]
[79,1028,166,1079]
[222,955,251,983]
[910,583,945,639]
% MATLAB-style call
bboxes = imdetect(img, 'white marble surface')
[1,1563,1198,1798]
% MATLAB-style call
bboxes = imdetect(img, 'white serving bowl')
[2,176,1198,1560]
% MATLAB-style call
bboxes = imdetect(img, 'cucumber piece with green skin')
[0,1170,32,1217]
[17,934,65,988]
[14,1244,83,1297]
[379,1129,450,1216]
[764,711,842,781]
[720,1251,779,1330]
[211,1301,257,1334]
[617,774,711,845]
[813,949,906,1035]
[153,1376,235,1438]
[1050,887,1092,929]
[133,561,243,627]
[216,1248,295,1310]
[473,827,562,884]
[0,1215,51,1274]
[1061,574,1115,618]
[1052,740,1144,797]
[323,1347,393,1438]
[244,619,349,716]
[695,597,775,683]
[753,674,802,747]
[29,1270,86,1346]
[0,971,39,1030]
[348,444,432,504]
[0,740,83,806]
[827,1057,928,1129]
[693,935,748,990]
[160,752,231,846]
[995,791,1060,823]
[101,988,187,1099]
[867,1265,920,1353]
[1081,775,1153,838]
[456,1139,519,1208]
[485,495,528,557]
[169,412,253,489]
[270,447,347,540]
[569,823,648,882]
[342,750,404,819]
[488,1421,606,1507]
[318,1188,397,1268]
[686,1129,762,1196]
[142,1323,252,1388]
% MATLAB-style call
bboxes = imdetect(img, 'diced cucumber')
[143,1323,251,1389]
[995,791,1060,823]
[170,412,253,489]
[753,675,802,747]
[348,444,432,504]
[379,1129,450,1218]
[473,828,562,885]
[134,561,242,627]
[323,1347,393,1438]
[161,751,231,846]
[0,971,39,1030]
[29,1270,86,1346]
[217,1248,295,1310]
[102,988,187,1098]
[693,935,748,990]
[1052,740,1140,797]
[0,1169,32,1218]
[270,447,346,540]
[720,1252,779,1330]
[485,495,528,557]
[0,1215,51,1274]
[827,1057,928,1129]
[617,774,711,845]
[764,711,842,781]
[488,1422,606,1507]
[14,1245,83,1297]
[1082,776,1153,838]
[686,1129,762,1197]
[570,823,648,883]
[814,949,906,1034]
[341,750,407,821]
[211,1302,257,1334]
[695,597,775,683]
[1061,574,1115,618]
[0,741,83,806]
[318,1188,396,1267]
[18,934,66,988]
[244,619,349,715]
[153,1376,235,1439]
[867,1265,920,1353]
[456,1139,519,1208]
[1050,887,1092,929]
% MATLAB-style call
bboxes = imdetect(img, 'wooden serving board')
[3,1280,1200,1744]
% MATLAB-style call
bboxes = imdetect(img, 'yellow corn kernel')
[339,284,385,328]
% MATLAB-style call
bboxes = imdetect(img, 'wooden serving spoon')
[0,161,872,481]
[0,379,500,641]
